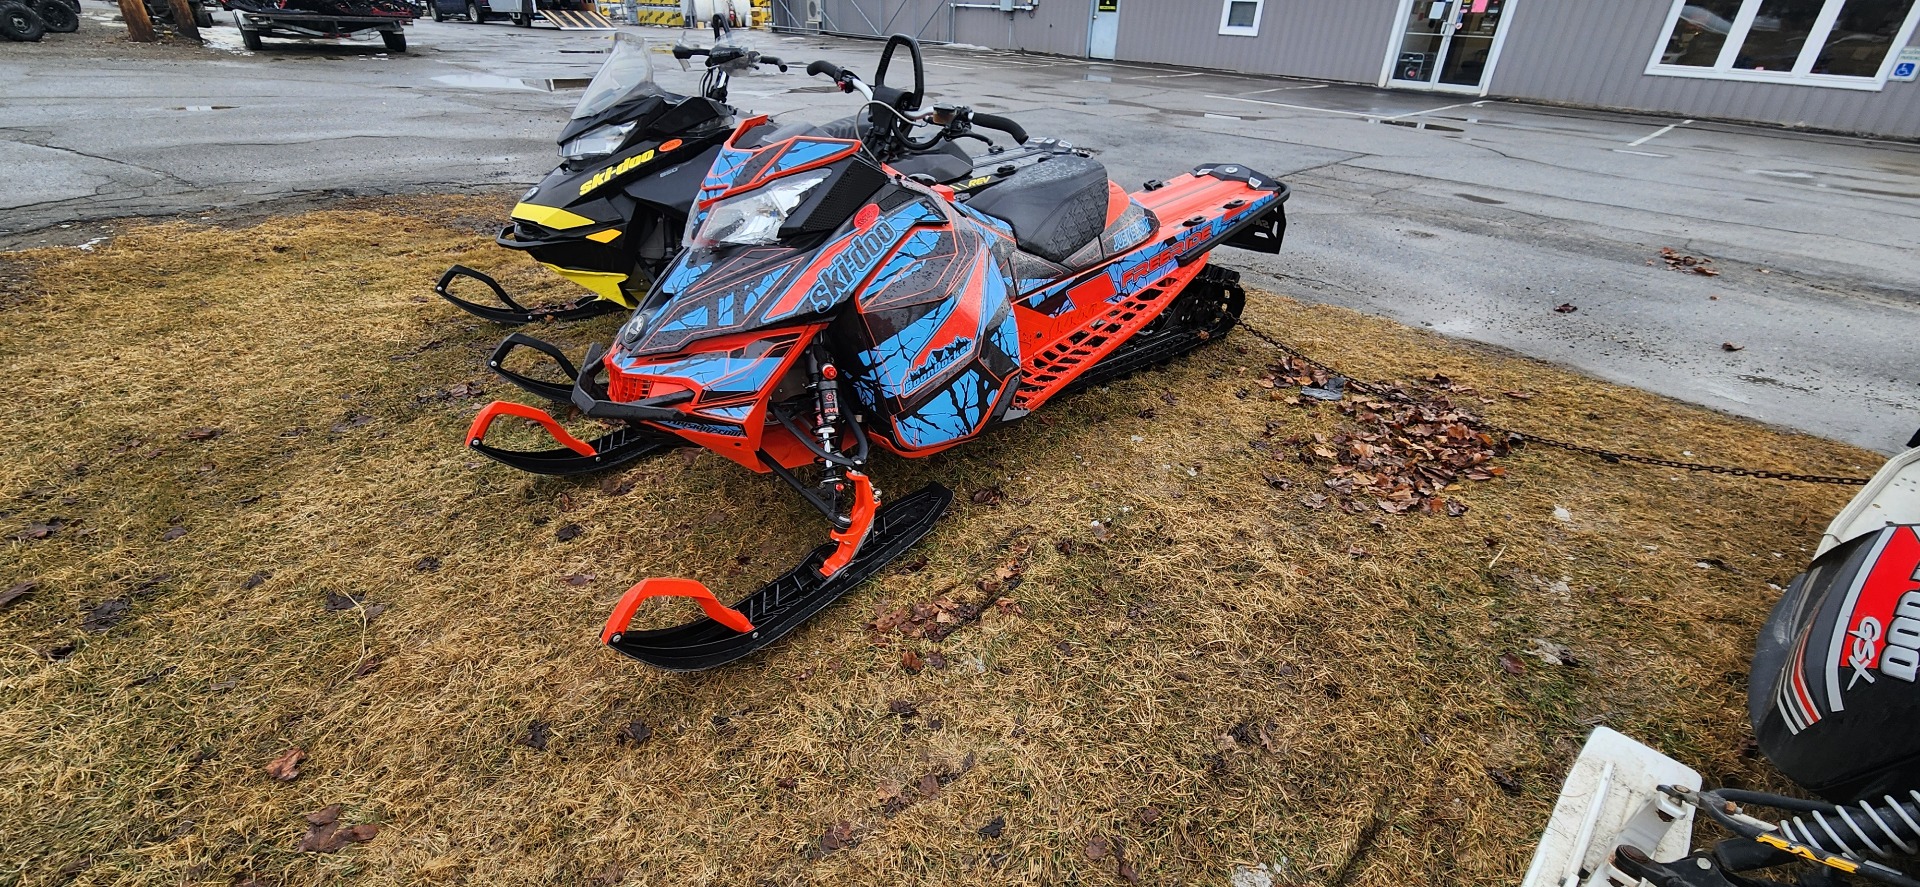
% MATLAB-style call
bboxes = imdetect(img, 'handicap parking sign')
[1895,48,1920,81]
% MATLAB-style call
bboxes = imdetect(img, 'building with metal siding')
[1112,1,1399,85]
[774,0,1920,138]
[1489,1,1920,138]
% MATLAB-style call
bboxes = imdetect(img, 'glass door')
[1388,0,1511,92]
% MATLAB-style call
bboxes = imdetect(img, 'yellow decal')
[586,228,622,243]
[539,263,633,307]
[579,149,658,197]
[954,175,996,191]
[510,203,596,230]
[1755,834,1860,873]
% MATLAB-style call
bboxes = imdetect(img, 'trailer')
[229,5,414,51]
[424,0,610,29]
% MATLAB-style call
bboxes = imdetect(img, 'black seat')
[963,154,1109,264]
[891,142,974,184]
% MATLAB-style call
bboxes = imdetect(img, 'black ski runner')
[605,484,952,671]
[468,424,676,476]
[435,265,625,326]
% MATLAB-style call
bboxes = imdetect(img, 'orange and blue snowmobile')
[464,35,1290,670]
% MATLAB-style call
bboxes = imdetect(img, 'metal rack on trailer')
[230,6,414,51]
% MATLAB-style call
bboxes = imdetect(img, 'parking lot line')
[1245,84,1330,94]
[1627,119,1693,147]
[1382,100,1489,121]
[1204,94,1379,117]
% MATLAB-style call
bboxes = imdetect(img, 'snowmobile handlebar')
[968,112,1027,145]
[806,59,847,82]
[674,44,787,72]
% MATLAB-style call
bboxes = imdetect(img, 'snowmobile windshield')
[573,34,665,120]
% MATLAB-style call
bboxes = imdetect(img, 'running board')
[603,484,952,671]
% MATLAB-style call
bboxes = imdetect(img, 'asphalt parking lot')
[4,11,1916,452]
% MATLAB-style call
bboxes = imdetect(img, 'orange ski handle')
[602,578,756,643]
[466,401,598,458]
[821,471,878,578]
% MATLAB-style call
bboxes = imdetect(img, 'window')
[1648,0,1920,88]
[1219,0,1263,36]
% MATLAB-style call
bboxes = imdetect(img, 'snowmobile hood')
[610,125,922,358]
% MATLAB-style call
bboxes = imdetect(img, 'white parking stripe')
[1205,94,1379,117]
[1627,119,1692,147]
[1382,100,1488,121]
[1245,84,1329,94]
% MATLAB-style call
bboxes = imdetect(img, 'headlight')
[561,122,636,161]
[688,170,831,249]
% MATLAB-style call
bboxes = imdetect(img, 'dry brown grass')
[0,195,1878,887]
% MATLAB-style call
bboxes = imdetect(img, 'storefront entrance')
[1384,0,1513,94]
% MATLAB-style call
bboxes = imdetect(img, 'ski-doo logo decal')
[1823,526,1920,714]
[808,216,903,310]
[765,210,911,321]
[579,148,658,197]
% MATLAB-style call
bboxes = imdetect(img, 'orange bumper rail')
[601,578,756,643]
[466,401,598,458]
[820,471,878,578]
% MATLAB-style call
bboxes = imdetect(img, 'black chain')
[1237,321,1869,487]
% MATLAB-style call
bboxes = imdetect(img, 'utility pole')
[168,0,201,39]
[118,0,157,40]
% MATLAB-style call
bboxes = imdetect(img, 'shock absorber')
[808,349,850,527]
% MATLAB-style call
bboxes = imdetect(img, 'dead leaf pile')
[870,597,984,643]
[874,753,976,816]
[869,540,1030,644]
[297,804,379,853]
[1658,247,1720,277]
[1263,366,1508,515]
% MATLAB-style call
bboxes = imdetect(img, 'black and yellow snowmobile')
[436,34,788,325]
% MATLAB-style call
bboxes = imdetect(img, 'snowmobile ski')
[488,332,583,403]
[601,483,952,671]
[436,265,625,326]
[465,401,676,476]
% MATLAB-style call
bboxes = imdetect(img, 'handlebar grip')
[672,45,708,60]
[760,55,787,72]
[970,112,1028,145]
[807,60,844,80]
